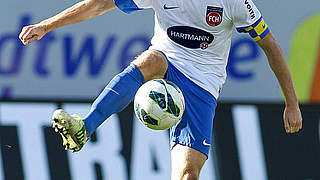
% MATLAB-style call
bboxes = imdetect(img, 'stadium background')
[0,0,319,179]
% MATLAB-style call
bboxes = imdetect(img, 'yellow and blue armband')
[236,17,270,41]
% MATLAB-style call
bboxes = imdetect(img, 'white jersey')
[114,0,270,99]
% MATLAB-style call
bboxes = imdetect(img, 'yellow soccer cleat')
[51,109,88,152]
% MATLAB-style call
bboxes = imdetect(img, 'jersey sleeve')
[113,0,153,14]
[232,0,270,42]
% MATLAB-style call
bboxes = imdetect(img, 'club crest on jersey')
[206,6,223,26]
[200,42,208,49]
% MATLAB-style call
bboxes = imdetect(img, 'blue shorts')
[163,57,217,157]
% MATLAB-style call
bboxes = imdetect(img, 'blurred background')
[0,0,319,179]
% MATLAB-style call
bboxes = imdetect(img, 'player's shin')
[84,63,145,136]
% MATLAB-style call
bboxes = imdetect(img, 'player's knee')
[180,169,199,180]
[173,165,200,180]
[132,50,168,81]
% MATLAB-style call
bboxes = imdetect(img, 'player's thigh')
[132,50,168,81]
[171,143,207,180]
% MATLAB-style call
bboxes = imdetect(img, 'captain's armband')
[236,17,270,42]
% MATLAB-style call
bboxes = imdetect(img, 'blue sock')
[84,64,144,136]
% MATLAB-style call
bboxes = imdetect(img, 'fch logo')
[206,6,223,26]
[288,13,320,102]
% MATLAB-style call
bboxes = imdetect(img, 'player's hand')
[19,24,48,45]
[283,104,302,133]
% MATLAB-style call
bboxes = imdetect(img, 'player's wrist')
[39,20,54,33]
[283,91,299,107]
[285,99,299,109]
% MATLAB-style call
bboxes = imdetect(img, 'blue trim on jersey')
[113,0,143,14]
[248,29,258,38]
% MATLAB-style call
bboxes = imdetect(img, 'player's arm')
[19,0,116,45]
[257,32,302,133]
[232,0,302,134]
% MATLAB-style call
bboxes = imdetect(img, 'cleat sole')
[51,109,87,153]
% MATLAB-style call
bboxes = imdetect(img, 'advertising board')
[0,102,319,180]
[1,0,319,102]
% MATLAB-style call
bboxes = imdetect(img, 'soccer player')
[19,0,303,179]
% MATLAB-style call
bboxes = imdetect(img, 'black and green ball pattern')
[134,79,185,130]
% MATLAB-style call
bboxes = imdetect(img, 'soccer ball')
[134,79,185,130]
